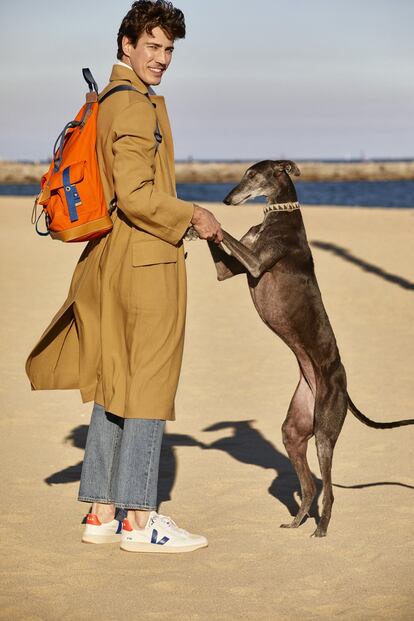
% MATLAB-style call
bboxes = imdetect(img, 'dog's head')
[223,160,300,205]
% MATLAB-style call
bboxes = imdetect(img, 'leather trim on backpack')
[50,215,113,242]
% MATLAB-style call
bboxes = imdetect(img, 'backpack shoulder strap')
[98,84,138,104]
[99,85,162,148]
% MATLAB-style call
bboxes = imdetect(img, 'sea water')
[2,180,414,208]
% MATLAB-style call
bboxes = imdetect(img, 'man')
[26,0,222,553]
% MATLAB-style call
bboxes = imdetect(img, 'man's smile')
[148,66,164,75]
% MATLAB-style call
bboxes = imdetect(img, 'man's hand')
[191,205,223,244]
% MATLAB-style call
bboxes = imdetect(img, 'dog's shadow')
[202,420,322,523]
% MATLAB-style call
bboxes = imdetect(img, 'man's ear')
[122,36,133,59]
[273,160,301,177]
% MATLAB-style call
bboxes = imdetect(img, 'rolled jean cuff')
[78,496,157,510]
[110,503,157,510]
[78,496,114,504]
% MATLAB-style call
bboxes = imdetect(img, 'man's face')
[122,26,174,86]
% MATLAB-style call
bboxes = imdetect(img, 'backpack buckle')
[109,198,117,215]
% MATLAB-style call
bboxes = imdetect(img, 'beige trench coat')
[26,65,194,420]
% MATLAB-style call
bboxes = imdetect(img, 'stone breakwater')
[1,160,414,185]
[174,161,414,183]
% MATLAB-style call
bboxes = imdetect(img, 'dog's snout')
[223,186,250,206]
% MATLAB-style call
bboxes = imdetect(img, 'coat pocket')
[132,240,178,267]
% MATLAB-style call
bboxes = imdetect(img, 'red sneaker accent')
[86,514,101,526]
[122,518,134,532]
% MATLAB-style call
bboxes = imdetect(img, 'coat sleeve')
[111,100,194,245]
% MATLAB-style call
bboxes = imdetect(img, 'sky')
[1,0,413,161]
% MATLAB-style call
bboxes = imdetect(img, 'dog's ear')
[273,160,301,177]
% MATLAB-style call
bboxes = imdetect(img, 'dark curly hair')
[117,0,186,60]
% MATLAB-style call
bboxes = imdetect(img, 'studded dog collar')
[263,201,301,214]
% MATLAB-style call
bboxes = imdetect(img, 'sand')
[0,198,413,620]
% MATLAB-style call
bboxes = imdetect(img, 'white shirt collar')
[115,60,156,95]
[116,60,133,71]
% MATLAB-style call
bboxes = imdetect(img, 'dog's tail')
[347,394,414,429]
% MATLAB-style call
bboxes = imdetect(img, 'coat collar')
[109,64,149,95]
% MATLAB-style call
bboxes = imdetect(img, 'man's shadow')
[44,424,203,507]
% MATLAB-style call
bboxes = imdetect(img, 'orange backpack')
[32,68,142,243]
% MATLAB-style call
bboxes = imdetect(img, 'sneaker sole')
[120,541,208,554]
[82,534,122,544]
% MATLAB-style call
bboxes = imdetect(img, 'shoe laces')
[155,514,189,536]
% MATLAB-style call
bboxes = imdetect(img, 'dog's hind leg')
[312,379,348,537]
[280,373,316,529]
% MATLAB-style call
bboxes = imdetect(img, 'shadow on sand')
[45,420,414,526]
[202,420,322,523]
[43,424,199,507]
[311,240,414,291]
[44,421,320,522]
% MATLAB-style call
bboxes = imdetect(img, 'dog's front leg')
[221,230,282,278]
[208,225,261,281]
[208,241,247,281]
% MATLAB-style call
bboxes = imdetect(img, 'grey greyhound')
[207,159,414,537]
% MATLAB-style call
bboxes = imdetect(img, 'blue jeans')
[78,403,165,510]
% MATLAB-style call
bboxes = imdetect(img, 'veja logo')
[151,529,169,545]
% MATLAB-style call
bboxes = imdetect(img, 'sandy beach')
[1,197,413,620]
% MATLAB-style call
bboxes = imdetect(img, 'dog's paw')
[280,521,299,529]
[183,226,199,241]
[311,527,327,538]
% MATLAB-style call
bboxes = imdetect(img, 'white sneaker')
[81,513,122,544]
[120,512,208,554]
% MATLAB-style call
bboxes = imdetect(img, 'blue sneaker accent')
[151,528,170,545]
